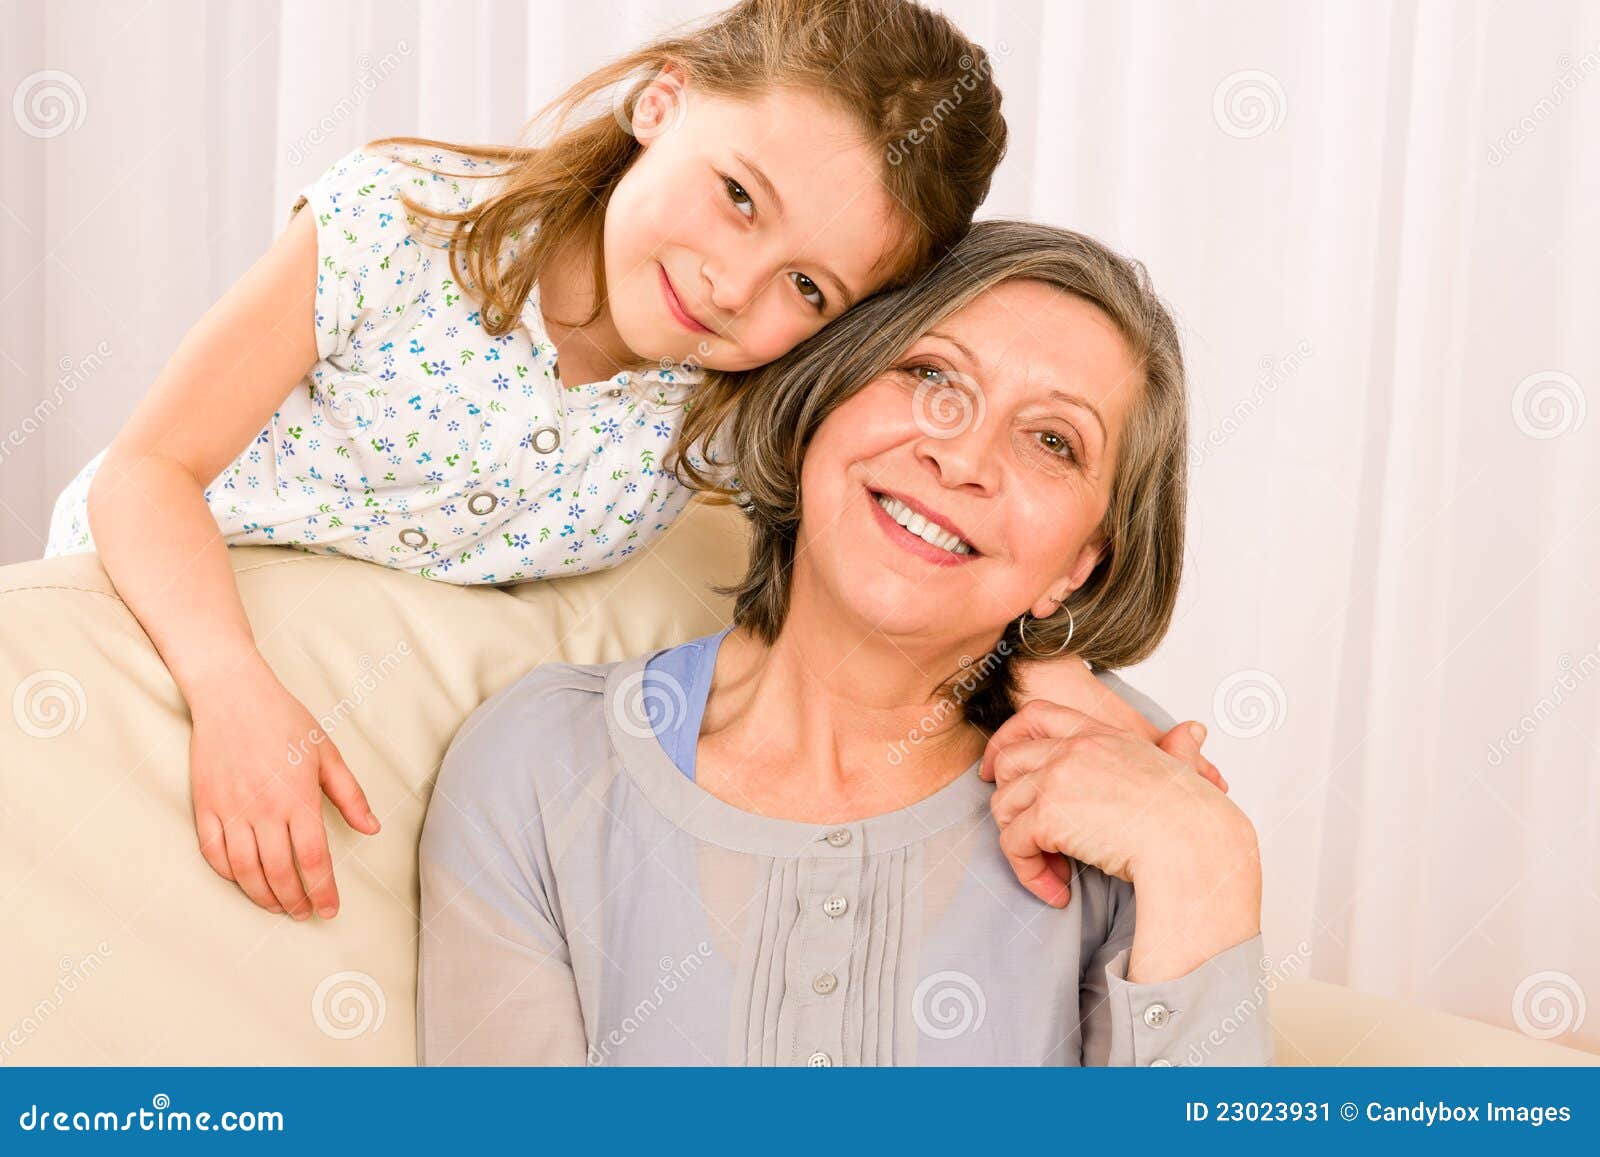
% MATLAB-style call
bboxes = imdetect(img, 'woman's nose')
[915,399,1001,495]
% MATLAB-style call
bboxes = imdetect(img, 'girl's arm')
[87,208,378,918]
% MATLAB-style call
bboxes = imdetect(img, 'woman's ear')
[630,64,689,143]
[1029,532,1107,619]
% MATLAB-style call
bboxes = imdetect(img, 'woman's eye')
[790,271,825,310]
[723,176,754,219]
[906,363,949,386]
[1036,430,1078,461]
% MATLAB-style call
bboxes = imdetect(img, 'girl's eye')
[790,272,825,310]
[1035,430,1079,462]
[723,176,754,219]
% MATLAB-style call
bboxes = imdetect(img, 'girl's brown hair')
[364,0,1006,468]
[699,219,1189,731]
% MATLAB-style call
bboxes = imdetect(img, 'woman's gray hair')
[686,219,1188,730]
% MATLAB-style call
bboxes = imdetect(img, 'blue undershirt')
[641,626,732,781]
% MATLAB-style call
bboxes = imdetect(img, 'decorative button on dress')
[44,145,715,585]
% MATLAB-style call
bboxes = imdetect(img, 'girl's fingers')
[195,810,233,881]
[319,748,380,835]
[289,809,340,920]
[998,809,1070,908]
[980,699,1105,781]
[989,775,1039,829]
[254,823,312,919]
[222,824,283,913]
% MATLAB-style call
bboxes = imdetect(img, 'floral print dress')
[44,145,718,585]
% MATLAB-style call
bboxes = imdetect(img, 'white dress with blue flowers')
[44,145,713,585]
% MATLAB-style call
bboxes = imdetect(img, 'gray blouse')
[417,651,1274,1066]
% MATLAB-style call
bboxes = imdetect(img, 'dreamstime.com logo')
[16,1094,283,1134]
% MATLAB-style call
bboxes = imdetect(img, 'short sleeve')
[285,146,434,367]
[1080,881,1275,1066]
[416,689,589,1066]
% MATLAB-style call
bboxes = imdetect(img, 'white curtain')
[3,0,1595,1053]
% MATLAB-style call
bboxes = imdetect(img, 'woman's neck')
[535,234,635,388]
[694,621,991,825]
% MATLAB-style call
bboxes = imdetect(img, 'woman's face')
[794,279,1143,651]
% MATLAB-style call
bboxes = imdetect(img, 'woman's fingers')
[254,823,312,919]
[222,823,283,913]
[998,807,1071,907]
[195,810,233,881]
[289,809,340,920]
[318,746,380,835]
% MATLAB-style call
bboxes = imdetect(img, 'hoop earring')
[1018,604,1075,657]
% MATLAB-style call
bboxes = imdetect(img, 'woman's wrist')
[1124,818,1263,984]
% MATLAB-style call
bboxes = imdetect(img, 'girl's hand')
[187,659,380,918]
[1011,655,1230,792]
[979,699,1257,913]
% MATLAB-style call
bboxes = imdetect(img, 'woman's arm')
[980,699,1273,1063]
[417,711,589,1065]
[1080,882,1273,1066]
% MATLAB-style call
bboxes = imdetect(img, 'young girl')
[41,0,1008,922]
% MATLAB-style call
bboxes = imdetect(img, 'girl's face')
[792,280,1143,654]
[604,76,908,373]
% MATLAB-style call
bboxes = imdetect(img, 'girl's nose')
[701,258,768,315]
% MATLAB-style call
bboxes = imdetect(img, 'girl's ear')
[630,64,689,144]
[1029,532,1107,619]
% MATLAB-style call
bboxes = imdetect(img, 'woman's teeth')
[875,493,973,555]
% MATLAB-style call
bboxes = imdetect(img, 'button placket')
[789,853,858,1067]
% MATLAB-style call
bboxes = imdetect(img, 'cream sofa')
[1,499,1593,1067]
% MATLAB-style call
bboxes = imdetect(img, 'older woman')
[416,221,1271,1066]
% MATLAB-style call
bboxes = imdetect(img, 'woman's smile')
[866,485,980,567]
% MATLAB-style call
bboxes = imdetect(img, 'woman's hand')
[187,658,380,918]
[979,699,1261,980]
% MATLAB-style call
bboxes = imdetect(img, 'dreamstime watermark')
[912,970,987,1040]
[12,69,87,138]
[1181,939,1311,1065]
[0,341,113,466]
[1488,42,1600,165]
[611,65,691,141]
[1510,370,1586,440]
[311,970,386,1040]
[911,366,985,441]
[1212,69,1286,139]
[0,941,113,1064]
[611,667,690,741]
[1511,970,1586,1040]
[1190,340,1312,467]
[1211,668,1287,740]
[587,942,714,1063]
[12,669,87,739]
[886,41,1010,166]
[886,639,1013,767]
[286,42,412,166]
[285,640,412,766]
[1485,645,1600,767]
